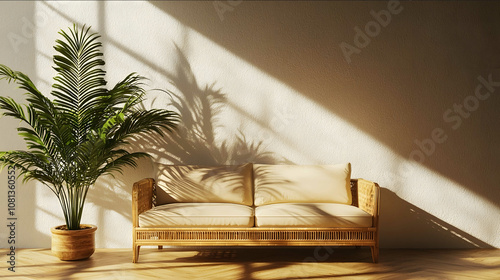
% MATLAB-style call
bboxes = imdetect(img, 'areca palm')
[0,25,178,230]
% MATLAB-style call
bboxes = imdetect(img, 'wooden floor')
[1,247,499,280]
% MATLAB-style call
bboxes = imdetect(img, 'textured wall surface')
[0,1,499,248]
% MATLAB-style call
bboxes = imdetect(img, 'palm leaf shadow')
[131,44,288,166]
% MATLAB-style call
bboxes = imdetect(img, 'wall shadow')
[150,1,500,210]
[86,157,154,248]
[380,188,492,248]
[131,45,288,167]
[2,1,495,250]
[0,1,52,248]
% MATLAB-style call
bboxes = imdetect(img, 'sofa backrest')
[155,163,253,206]
[253,163,352,206]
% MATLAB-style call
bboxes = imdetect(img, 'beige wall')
[0,1,499,248]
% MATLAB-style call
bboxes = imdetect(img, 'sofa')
[132,163,380,263]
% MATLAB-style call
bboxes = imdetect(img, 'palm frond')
[0,24,178,230]
[98,151,151,177]
[52,24,107,146]
[112,109,179,140]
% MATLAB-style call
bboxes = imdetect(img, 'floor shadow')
[380,188,492,248]
[7,248,500,280]
[170,247,371,263]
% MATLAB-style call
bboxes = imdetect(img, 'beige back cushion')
[156,163,253,206]
[253,163,352,206]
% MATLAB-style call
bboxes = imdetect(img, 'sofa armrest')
[132,178,155,227]
[351,178,380,227]
[357,179,380,216]
[356,179,380,227]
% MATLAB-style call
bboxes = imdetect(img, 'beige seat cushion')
[253,163,352,206]
[156,163,253,206]
[255,203,372,228]
[139,203,254,228]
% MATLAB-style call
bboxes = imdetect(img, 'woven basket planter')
[51,224,97,261]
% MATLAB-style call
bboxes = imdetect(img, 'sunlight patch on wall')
[396,162,499,246]
[144,3,499,247]
[6,1,497,248]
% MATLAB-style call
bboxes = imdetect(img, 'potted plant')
[0,25,178,260]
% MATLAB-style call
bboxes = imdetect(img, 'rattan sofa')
[132,163,380,263]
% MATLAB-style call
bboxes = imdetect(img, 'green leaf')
[0,24,179,230]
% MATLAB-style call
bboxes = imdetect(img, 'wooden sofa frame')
[132,178,380,263]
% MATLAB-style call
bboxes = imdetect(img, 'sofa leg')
[158,246,163,250]
[370,246,379,263]
[133,245,141,263]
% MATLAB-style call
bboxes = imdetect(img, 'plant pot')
[50,224,97,261]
